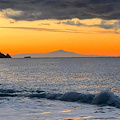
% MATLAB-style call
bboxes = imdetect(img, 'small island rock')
[0,52,12,58]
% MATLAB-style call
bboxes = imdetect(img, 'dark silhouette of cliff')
[0,52,12,58]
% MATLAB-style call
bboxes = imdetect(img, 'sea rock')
[0,52,12,58]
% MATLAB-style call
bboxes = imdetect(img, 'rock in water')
[6,54,12,58]
[0,52,12,58]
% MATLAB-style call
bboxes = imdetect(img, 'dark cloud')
[57,20,120,34]
[57,20,84,26]
[56,20,84,26]
[89,20,120,34]
[0,0,120,21]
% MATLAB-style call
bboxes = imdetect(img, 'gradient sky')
[0,0,120,56]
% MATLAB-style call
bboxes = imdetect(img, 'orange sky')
[0,16,120,56]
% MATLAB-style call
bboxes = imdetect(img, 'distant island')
[0,52,12,58]
[12,50,107,58]
[24,56,31,58]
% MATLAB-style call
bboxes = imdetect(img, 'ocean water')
[0,58,120,120]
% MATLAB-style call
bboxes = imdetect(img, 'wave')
[0,89,120,108]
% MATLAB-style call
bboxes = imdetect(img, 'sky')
[0,0,120,56]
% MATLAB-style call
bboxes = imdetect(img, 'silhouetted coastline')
[0,52,12,58]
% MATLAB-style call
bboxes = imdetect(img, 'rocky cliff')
[0,52,12,58]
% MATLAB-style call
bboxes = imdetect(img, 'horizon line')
[11,49,119,57]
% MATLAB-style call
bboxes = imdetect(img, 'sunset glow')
[0,1,120,56]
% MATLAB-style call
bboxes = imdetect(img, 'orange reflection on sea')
[115,116,120,119]
[60,116,92,120]
[60,109,72,113]
[40,112,51,114]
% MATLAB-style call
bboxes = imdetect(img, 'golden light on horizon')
[0,13,120,56]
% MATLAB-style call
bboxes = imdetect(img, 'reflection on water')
[40,112,51,114]
[0,58,120,94]
[116,116,120,119]
[61,116,92,120]
[26,112,51,116]
[0,58,120,120]
[60,109,72,113]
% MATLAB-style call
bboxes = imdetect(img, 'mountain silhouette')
[12,50,103,58]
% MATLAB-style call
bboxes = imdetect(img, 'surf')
[0,89,120,109]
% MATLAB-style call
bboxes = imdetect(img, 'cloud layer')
[57,20,120,34]
[0,0,120,21]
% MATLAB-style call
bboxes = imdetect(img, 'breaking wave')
[0,89,120,108]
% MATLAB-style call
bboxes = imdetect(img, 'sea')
[0,58,120,120]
